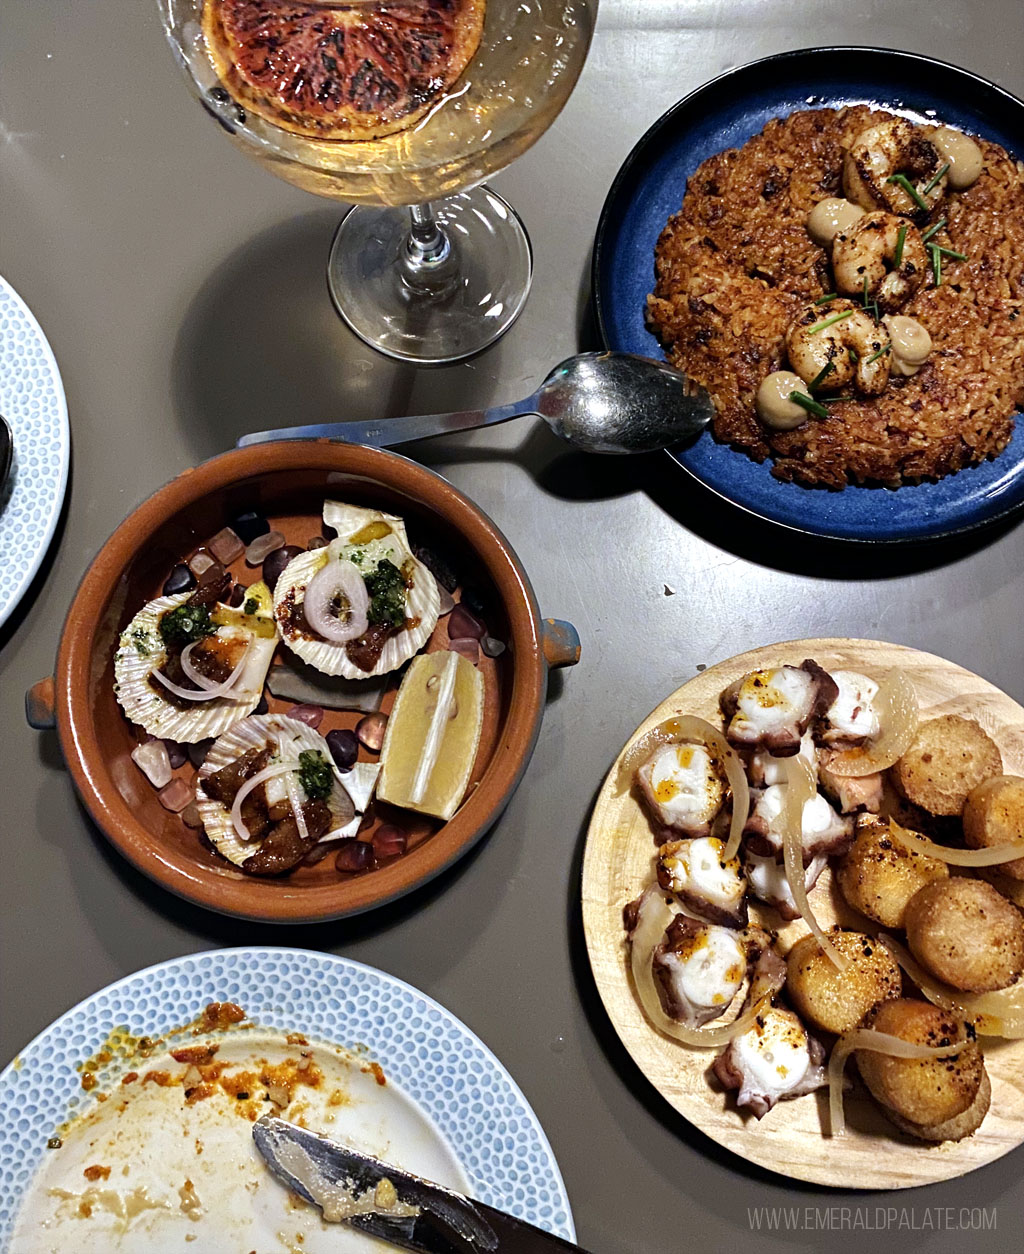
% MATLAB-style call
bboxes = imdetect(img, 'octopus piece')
[743,785,853,863]
[636,740,727,838]
[817,670,881,748]
[746,732,816,788]
[712,1003,828,1119]
[656,836,748,928]
[651,915,751,1028]
[785,300,891,397]
[842,118,946,220]
[832,212,928,313]
[721,661,838,757]
[817,759,884,814]
[743,849,828,921]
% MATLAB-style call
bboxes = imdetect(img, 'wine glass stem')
[401,202,457,295]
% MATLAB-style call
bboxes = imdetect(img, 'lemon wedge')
[377,651,484,820]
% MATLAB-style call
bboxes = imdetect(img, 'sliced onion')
[285,772,310,846]
[827,1027,968,1137]
[615,715,749,860]
[779,753,850,973]
[878,934,1024,1038]
[825,670,919,777]
[887,819,1024,867]
[179,638,249,693]
[302,559,370,643]
[151,640,252,703]
[628,886,784,1048]
[229,762,298,842]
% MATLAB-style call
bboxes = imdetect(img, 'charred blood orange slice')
[202,0,486,141]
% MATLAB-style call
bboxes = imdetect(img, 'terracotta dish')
[30,443,579,922]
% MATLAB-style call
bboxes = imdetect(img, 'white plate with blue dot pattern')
[0,948,576,1250]
[0,275,69,630]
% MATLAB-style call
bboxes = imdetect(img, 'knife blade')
[252,1115,592,1254]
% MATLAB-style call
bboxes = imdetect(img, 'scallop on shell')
[113,592,278,743]
[196,714,380,868]
[273,500,440,679]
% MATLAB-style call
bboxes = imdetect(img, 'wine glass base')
[327,185,533,365]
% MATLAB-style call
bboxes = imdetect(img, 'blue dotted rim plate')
[593,47,1024,543]
[0,275,70,626]
[0,948,576,1243]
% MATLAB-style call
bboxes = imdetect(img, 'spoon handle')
[236,395,539,449]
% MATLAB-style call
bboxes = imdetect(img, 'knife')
[252,1115,593,1254]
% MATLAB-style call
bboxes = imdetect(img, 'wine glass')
[160,1,598,364]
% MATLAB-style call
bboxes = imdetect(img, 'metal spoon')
[236,352,713,454]
[0,414,13,493]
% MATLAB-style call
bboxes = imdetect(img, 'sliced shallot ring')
[285,772,311,846]
[615,715,749,860]
[302,558,370,644]
[878,934,1024,1039]
[779,753,850,973]
[827,1027,968,1137]
[229,762,299,842]
[628,887,783,1047]
[825,670,919,777]
[887,819,1024,866]
[180,639,245,693]
[151,640,252,702]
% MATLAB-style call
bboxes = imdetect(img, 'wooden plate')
[581,638,1024,1188]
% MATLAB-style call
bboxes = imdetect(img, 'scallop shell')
[113,593,278,743]
[196,714,378,868]
[273,501,440,679]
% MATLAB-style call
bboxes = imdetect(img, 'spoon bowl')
[238,351,713,454]
[535,352,712,454]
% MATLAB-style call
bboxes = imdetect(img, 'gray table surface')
[2,1,1024,1250]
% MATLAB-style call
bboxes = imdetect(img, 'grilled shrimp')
[843,118,946,219]
[785,300,891,396]
[832,211,928,313]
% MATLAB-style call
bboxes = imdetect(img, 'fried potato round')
[904,877,1024,992]
[976,866,1024,910]
[885,1067,991,1143]
[963,775,1024,881]
[856,999,984,1131]
[835,817,949,928]
[890,715,1002,816]
[786,929,901,1035]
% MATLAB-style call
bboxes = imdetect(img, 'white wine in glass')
[161,0,598,363]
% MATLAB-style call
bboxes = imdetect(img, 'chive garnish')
[923,162,951,195]
[865,343,891,365]
[848,348,859,362]
[814,293,838,305]
[929,244,942,286]
[886,172,929,210]
[809,308,854,334]
[788,390,830,419]
[808,360,836,391]
[824,395,855,403]
[894,224,907,267]
[931,244,967,261]
[921,217,947,243]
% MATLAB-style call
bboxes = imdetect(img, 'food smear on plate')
[621,661,1024,1142]
[112,501,501,883]
[10,1005,469,1253]
[646,107,1024,488]
[201,0,487,142]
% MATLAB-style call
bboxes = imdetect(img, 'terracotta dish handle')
[26,676,57,730]
[541,619,581,668]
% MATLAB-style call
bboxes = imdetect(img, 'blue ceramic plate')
[0,948,576,1246]
[593,47,1024,542]
[0,276,69,624]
